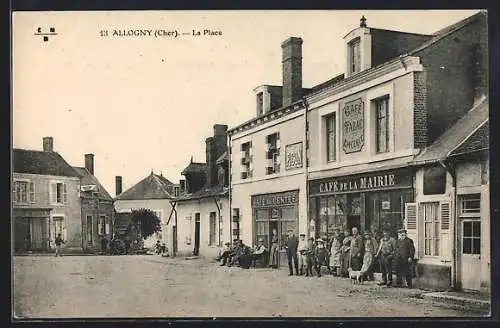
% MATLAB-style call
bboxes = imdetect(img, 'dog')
[348,268,363,284]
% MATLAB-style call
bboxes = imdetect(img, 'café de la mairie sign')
[343,98,364,154]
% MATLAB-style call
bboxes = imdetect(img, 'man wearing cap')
[349,227,364,271]
[297,233,308,275]
[394,229,415,288]
[376,230,397,286]
[285,229,299,276]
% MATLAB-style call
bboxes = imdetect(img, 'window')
[325,113,336,162]
[257,92,264,116]
[98,215,105,235]
[349,38,361,74]
[461,194,481,214]
[86,215,93,244]
[266,133,280,174]
[421,202,440,256]
[423,166,446,195]
[13,180,35,204]
[374,96,389,153]
[240,142,253,179]
[462,221,480,255]
[209,212,216,246]
[105,217,111,235]
[50,181,67,205]
[174,186,180,197]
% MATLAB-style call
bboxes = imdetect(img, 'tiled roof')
[176,185,228,202]
[449,122,489,157]
[13,149,80,177]
[114,172,175,200]
[414,97,488,164]
[181,162,207,175]
[73,167,113,201]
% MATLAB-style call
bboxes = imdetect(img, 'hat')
[316,238,324,243]
[258,238,264,242]
[225,242,231,245]
[308,237,315,241]
[287,229,294,233]
[299,233,306,237]
[398,229,407,233]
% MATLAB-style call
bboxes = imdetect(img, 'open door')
[193,213,200,256]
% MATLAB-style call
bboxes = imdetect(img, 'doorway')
[14,218,31,251]
[460,219,481,290]
[347,194,361,231]
[194,213,200,256]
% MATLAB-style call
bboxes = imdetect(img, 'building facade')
[13,137,82,252]
[174,124,230,259]
[73,153,114,253]
[113,172,176,250]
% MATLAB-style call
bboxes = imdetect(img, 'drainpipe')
[228,134,233,242]
[439,159,457,289]
[214,197,221,246]
[302,96,310,239]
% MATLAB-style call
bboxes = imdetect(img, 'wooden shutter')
[63,183,68,204]
[29,182,35,203]
[404,203,419,259]
[439,201,452,262]
[50,182,57,204]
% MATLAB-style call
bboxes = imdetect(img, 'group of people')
[154,240,168,256]
[286,227,416,288]
[217,238,267,269]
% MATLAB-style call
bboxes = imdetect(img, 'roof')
[449,122,489,157]
[181,162,207,175]
[13,149,80,177]
[409,11,486,55]
[176,185,229,202]
[216,151,228,165]
[114,172,175,200]
[73,167,113,201]
[413,97,488,165]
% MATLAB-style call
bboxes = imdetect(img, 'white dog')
[348,268,363,284]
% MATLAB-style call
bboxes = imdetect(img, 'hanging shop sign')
[342,98,365,154]
[252,190,299,208]
[309,168,413,195]
[285,142,303,170]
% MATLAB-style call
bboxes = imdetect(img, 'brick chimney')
[115,176,122,196]
[85,153,94,175]
[205,137,215,187]
[282,37,303,107]
[43,137,53,152]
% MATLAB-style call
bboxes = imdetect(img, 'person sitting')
[219,242,232,266]
[237,240,253,269]
[227,239,240,267]
[251,238,268,268]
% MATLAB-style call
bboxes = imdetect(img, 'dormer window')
[257,92,264,116]
[349,38,361,75]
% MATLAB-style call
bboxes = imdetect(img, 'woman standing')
[340,228,352,277]
[360,232,378,281]
[269,228,279,269]
[329,228,343,276]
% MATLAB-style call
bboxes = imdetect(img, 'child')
[304,237,315,277]
[314,238,328,277]
[161,243,168,256]
[297,234,308,275]
[54,233,65,257]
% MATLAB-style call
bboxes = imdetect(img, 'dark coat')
[286,235,298,254]
[349,234,364,258]
[395,237,415,260]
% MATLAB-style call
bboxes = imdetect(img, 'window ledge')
[416,256,450,266]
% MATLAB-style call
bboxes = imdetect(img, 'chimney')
[205,137,216,187]
[179,179,186,193]
[115,176,122,196]
[282,37,303,107]
[214,124,228,137]
[85,153,94,175]
[43,137,53,152]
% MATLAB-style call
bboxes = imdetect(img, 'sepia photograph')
[11,9,490,319]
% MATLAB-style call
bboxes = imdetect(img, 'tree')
[130,208,162,240]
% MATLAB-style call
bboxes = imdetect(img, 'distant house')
[174,124,230,258]
[13,137,81,252]
[73,153,114,253]
[113,172,177,250]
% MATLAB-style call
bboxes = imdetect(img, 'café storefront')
[251,190,299,267]
[308,167,414,241]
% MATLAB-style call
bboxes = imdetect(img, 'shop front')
[308,167,414,241]
[251,189,299,268]
[13,207,52,252]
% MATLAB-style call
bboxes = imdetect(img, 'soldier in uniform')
[376,230,396,286]
[394,229,416,288]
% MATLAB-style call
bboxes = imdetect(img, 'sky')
[12,9,480,196]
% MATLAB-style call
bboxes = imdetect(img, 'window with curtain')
[374,96,389,153]
[325,113,336,162]
[421,202,440,256]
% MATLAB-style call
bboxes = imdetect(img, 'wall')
[13,173,82,250]
[415,13,487,144]
[308,73,415,173]
[114,199,173,251]
[81,197,114,252]
[175,197,230,259]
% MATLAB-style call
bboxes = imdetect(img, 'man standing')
[285,229,299,276]
[394,229,415,288]
[297,234,308,275]
[376,230,396,286]
[349,227,364,271]
[54,233,65,257]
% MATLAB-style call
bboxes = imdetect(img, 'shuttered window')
[404,203,418,258]
[50,181,67,205]
[209,212,217,246]
[13,180,35,204]
[421,202,440,257]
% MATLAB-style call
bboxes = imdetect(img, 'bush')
[109,239,126,255]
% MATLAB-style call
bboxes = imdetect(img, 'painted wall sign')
[285,142,303,170]
[342,98,365,154]
[309,168,413,195]
[252,190,299,208]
